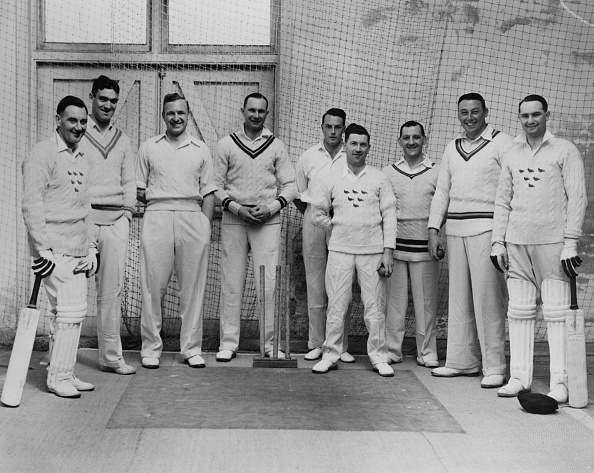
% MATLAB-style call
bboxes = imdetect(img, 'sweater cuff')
[564,227,582,240]
[224,199,242,216]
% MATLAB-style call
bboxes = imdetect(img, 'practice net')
[1,0,594,360]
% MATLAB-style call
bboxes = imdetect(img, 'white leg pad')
[541,279,569,394]
[47,277,88,390]
[506,279,537,389]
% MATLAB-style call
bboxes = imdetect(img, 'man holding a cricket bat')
[21,95,98,398]
[491,94,587,403]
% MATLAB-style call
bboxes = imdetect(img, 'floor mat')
[107,367,464,432]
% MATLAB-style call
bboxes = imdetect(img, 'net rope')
[1,0,594,359]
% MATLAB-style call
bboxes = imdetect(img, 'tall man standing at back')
[137,93,217,369]
[491,95,587,402]
[428,93,512,388]
[80,75,136,375]
[214,93,297,361]
[294,108,354,363]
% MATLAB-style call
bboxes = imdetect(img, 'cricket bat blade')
[1,275,42,407]
[566,276,588,409]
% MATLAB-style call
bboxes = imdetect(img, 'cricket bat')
[566,276,588,408]
[1,274,43,407]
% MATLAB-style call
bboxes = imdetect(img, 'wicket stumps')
[252,265,298,368]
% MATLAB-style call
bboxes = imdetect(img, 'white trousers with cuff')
[444,232,507,376]
[140,210,211,359]
[302,205,350,352]
[218,214,281,353]
[95,215,129,369]
[385,258,439,363]
[322,251,389,366]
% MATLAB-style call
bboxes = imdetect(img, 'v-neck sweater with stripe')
[428,126,513,237]
[214,127,297,219]
[80,118,136,225]
[382,160,438,261]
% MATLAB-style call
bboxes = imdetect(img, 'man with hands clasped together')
[214,93,297,361]
[491,95,587,402]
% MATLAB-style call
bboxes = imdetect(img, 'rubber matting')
[107,367,464,432]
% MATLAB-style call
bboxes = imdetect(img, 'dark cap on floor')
[518,392,559,415]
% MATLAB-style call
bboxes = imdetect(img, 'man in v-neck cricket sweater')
[214,93,297,361]
[80,75,137,376]
[428,93,513,389]
[382,121,440,368]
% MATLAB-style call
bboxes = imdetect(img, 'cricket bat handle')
[567,276,588,409]
[1,274,43,407]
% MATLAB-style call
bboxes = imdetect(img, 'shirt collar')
[87,115,113,134]
[54,131,82,155]
[459,124,494,143]
[156,132,200,149]
[395,155,432,169]
[513,130,555,146]
[317,141,345,161]
[237,125,272,142]
[341,162,368,179]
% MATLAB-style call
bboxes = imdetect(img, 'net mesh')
[2,0,594,359]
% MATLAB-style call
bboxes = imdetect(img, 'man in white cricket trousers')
[311,123,396,377]
[491,95,587,403]
[80,75,137,375]
[294,108,354,363]
[428,93,513,389]
[382,121,440,368]
[136,93,216,369]
[22,95,98,398]
[214,93,297,361]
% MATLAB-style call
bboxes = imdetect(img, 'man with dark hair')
[80,75,136,375]
[22,95,98,397]
[428,93,513,389]
[382,120,440,368]
[311,123,396,377]
[136,92,217,369]
[214,93,297,362]
[491,95,587,402]
[294,108,354,362]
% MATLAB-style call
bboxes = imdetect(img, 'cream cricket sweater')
[492,131,587,244]
[428,125,513,236]
[382,157,438,261]
[80,117,136,225]
[22,133,93,257]
[214,127,297,223]
[313,164,397,254]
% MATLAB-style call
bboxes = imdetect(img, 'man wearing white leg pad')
[22,96,98,398]
[491,94,587,403]
[542,279,570,403]
[497,279,536,397]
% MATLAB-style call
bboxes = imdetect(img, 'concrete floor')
[1,348,594,473]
